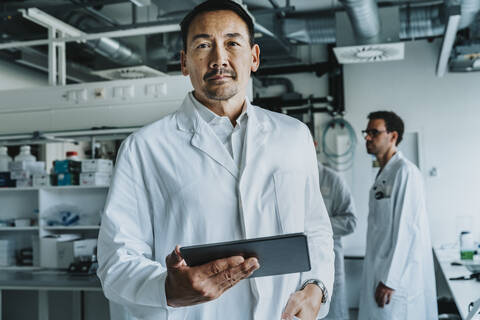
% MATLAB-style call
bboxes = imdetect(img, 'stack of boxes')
[80,159,113,186]
[52,158,82,186]
[0,172,14,188]
[9,161,46,188]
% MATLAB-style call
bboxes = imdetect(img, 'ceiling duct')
[333,6,404,64]
[400,4,445,39]
[283,14,335,44]
[65,11,142,66]
[337,0,380,41]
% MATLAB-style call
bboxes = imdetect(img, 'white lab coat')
[358,152,438,320]
[318,163,357,320]
[97,95,335,320]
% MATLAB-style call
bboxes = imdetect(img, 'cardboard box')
[10,171,30,180]
[40,234,81,268]
[0,172,14,188]
[73,239,97,258]
[9,161,45,174]
[80,172,111,186]
[15,178,32,188]
[81,159,113,173]
[54,173,79,186]
[33,174,51,187]
[54,160,81,174]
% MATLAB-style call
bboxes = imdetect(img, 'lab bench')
[434,247,480,319]
[0,269,104,320]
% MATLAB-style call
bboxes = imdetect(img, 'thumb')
[166,245,186,268]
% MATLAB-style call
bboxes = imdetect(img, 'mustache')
[203,68,237,81]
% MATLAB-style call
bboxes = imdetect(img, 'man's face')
[180,10,260,102]
[364,119,395,155]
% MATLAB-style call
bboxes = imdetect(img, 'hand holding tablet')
[180,233,311,278]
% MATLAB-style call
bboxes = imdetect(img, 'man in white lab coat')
[358,111,437,320]
[318,163,357,320]
[97,1,334,319]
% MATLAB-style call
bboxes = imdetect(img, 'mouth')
[204,69,236,82]
[207,75,231,81]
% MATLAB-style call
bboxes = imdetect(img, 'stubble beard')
[203,84,238,101]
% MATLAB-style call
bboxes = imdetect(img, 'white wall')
[258,40,480,252]
[0,60,47,90]
[342,39,480,249]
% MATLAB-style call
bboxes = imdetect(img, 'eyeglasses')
[361,129,388,138]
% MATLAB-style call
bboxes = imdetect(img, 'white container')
[9,161,30,172]
[10,170,30,180]
[0,239,15,266]
[460,231,475,260]
[73,239,97,258]
[28,162,46,175]
[40,234,81,268]
[16,178,32,188]
[14,145,36,162]
[81,159,113,173]
[0,146,12,172]
[80,172,111,186]
[14,218,31,227]
[33,174,51,187]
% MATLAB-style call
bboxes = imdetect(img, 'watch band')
[300,279,328,304]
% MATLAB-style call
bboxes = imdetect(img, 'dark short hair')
[180,0,255,52]
[368,111,404,145]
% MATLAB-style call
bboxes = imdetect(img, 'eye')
[196,43,210,49]
[229,41,240,47]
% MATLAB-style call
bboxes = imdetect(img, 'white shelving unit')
[0,185,108,269]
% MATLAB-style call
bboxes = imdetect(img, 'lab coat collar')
[176,93,272,179]
[376,151,403,181]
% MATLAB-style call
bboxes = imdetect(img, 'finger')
[374,288,381,306]
[196,255,246,278]
[282,292,302,320]
[212,257,259,291]
[376,291,384,308]
[166,245,185,268]
[385,291,392,305]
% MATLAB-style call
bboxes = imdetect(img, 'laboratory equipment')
[460,231,475,260]
[14,145,36,162]
[0,146,12,172]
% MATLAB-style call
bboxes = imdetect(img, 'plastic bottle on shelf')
[460,231,475,260]
[66,151,79,161]
[14,145,36,162]
[0,146,12,172]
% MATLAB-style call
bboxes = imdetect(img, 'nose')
[209,43,228,69]
[365,134,372,141]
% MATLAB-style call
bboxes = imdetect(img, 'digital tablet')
[180,233,311,278]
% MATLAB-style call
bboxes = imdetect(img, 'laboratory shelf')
[0,187,38,192]
[43,226,100,231]
[0,185,109,192]
[41,185,109,190]
[0,227,39,231]
[0,266,41,271]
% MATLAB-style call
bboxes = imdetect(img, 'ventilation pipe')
[65,12,142,66]
[337,0,380,40]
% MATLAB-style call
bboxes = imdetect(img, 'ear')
[390,131,398,145]
[250,44,260,72]
[180,50,189,76]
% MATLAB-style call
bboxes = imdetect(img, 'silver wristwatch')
[300,279,328,304]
